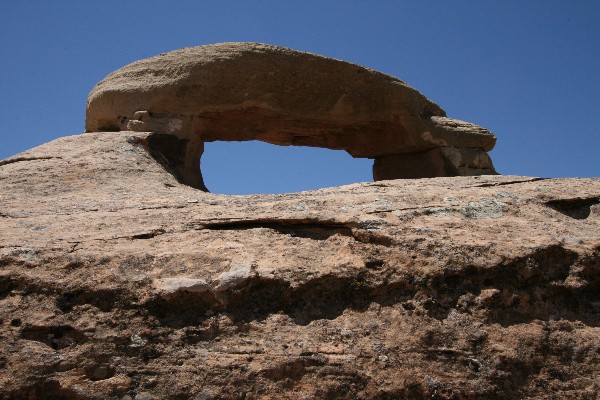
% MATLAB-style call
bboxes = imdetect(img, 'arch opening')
[142,132,497,194]
[142,134,373,194]
[201,141,373,195]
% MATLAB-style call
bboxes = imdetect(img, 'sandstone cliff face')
[0,132,599,399]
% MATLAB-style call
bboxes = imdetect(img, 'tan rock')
[373,147,495,180]
[0,132,598,398]
[153,278,212,299]
[85,42,497,188]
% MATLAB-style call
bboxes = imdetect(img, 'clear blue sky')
[1,1,598,194]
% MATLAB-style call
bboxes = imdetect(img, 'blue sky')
[1,1,598,194]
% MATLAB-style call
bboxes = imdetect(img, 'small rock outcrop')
[0,132,598,399]
[86,42,497,189]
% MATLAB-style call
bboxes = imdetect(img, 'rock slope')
[0,132,598,399]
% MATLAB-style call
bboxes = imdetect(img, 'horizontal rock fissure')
[0,156,62,167]
[99,229,168,241]
[129,228,167,240]
[200,218,392,245]
[470,177,546,188]
[202,218,352,237]
[365,205,446,214]
[137,204,188,211]
[0,204,189,220]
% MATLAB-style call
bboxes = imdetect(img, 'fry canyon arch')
[85,42,497,191]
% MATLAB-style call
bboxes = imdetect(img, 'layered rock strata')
[85,42,497,190]
[0,132,598,399]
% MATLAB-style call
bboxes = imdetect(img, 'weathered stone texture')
[85,43,497,188]
[0,132,598,399]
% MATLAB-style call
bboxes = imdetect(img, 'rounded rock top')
[86,42,446,134]
[85,42,497,187]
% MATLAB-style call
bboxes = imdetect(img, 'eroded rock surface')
[85,43,497,189]
[0,132,598,399]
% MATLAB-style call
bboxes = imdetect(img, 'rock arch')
[85,42,497,190]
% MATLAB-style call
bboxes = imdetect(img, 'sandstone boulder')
[0,132,598,399]
[86,43,497,189]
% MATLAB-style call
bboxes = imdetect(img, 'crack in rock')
[0,156,62,167]
[199,218,392,245]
